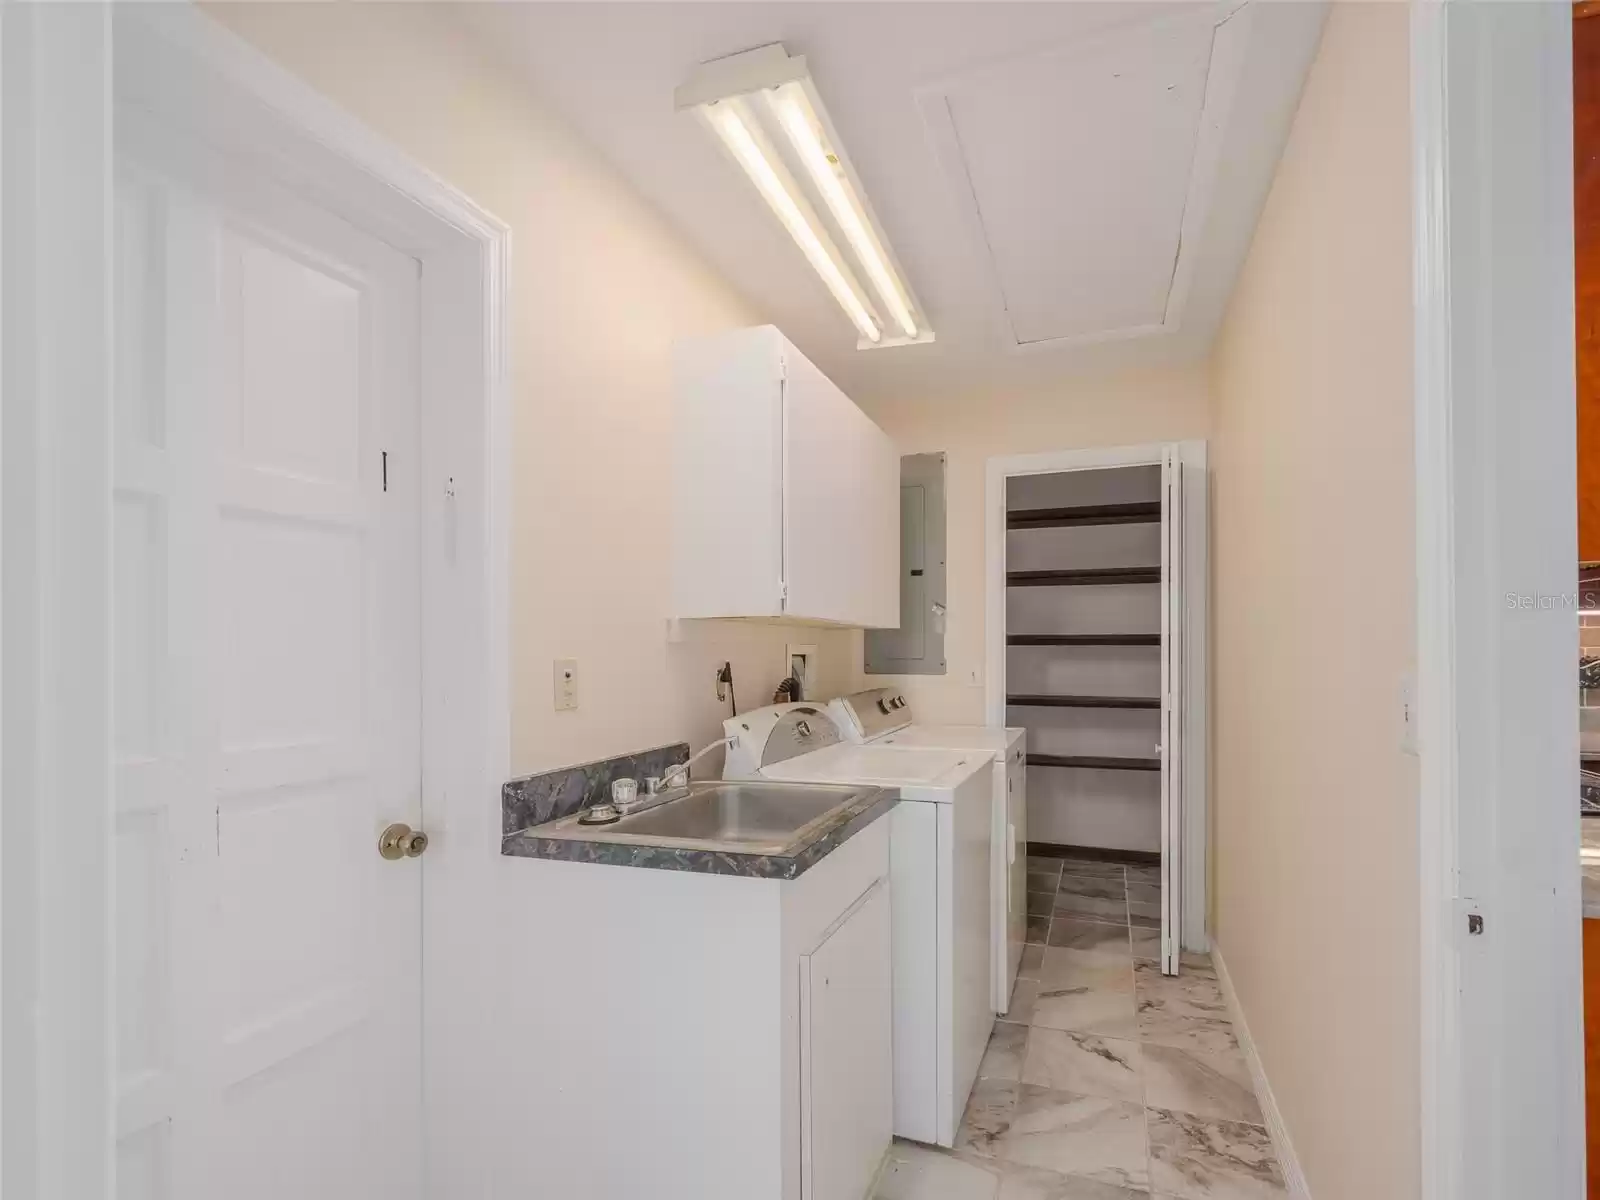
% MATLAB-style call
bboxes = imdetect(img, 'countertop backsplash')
[501,742,690,837]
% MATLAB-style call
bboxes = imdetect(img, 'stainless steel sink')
[616,783,846,844]
[530,780,879,856]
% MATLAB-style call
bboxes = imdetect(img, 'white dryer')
[722,703,993,1149]
[826,689,1027,1015]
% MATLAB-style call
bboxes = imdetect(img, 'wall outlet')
[786,643,818,698]
[554,658,579,712]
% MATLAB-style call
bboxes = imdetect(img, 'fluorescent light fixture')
[768,82,918,340]
[677,44,931,349]
[704,99,881,343]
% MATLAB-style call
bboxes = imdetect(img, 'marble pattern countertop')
[501,742,689,836]
[502,786,898,880]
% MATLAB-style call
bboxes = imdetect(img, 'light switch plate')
[1400,671,1419,755]
[554,658,579,711]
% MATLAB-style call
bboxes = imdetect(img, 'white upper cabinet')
[672,326,898,627]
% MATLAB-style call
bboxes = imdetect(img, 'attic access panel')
[919,7,1242,350]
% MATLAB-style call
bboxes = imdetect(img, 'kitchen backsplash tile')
[502,742,690,836]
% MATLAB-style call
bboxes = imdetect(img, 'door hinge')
[780,580,789,606]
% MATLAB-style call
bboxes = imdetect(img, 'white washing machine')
[826,689,1027,1015]
[722,703,993,1149]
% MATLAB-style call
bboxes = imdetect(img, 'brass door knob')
[379,823,429,860]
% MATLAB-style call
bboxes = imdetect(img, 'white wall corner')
[1211,946,1312,1200]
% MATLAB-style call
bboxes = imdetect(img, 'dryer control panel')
[828,687,914,743]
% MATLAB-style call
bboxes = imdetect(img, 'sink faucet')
[649,735,735,794]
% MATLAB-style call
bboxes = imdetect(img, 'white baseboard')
[1211,945,1312,1200]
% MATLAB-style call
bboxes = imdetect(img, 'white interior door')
[1158,449,1185,977]
[112,117,424,1200]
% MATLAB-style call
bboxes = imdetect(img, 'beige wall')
[207,1,858,781]
[857,367,1210,724]
[1210,6,1418,1197]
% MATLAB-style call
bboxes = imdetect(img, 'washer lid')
[877,725,1023,755]
[762,742,975,786]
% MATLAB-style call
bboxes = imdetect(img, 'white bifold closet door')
[1158,449,1186,977]
[113,114,425,1200]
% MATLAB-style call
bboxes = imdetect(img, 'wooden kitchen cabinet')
[671,325,899,627]
[1576,10,1600,561]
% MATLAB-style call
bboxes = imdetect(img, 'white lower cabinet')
[800,880,892,1200]
[508,813,892,1199]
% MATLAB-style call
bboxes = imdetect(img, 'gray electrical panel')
[864,452,947,675]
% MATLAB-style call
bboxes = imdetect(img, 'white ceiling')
[455,2,1326,407]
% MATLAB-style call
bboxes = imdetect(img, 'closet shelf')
[1028,753,1161,772]
[1008,633,1160,647]
[1006,694,1161,710]
[1007,567,1159,587]
[1008,502,1160,529]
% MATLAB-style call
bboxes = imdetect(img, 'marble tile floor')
[872,856,1286,1200]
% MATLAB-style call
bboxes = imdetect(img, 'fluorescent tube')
[770,83,918,339]
[705,100,881,343]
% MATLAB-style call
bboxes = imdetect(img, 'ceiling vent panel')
[919,8,1243,351]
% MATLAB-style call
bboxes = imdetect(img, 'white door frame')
[2,5,511,1195]
[1413,3,1585,1198]
[983,440,1209,952]
[2,7,117,1197]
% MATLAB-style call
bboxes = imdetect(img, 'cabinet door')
[781,341,898,627]
[800,880,892,1200]
[671,327,784,618]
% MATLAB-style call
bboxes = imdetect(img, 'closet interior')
[1005,465,1164,855]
